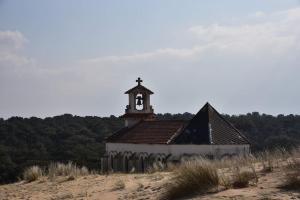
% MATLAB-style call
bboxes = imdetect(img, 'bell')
[137,97,142,106]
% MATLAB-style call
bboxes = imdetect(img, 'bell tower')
[122,78,155,127]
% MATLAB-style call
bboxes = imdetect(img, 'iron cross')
[136,77,143,85]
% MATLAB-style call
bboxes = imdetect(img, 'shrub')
[23,166,43,182]
[161,159,219,200]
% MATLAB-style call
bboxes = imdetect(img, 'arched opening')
[110,155,114,170]
[140,158,145,172]
[135,93,144,110]
[124,156,129,172]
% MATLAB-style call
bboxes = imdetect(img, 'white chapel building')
[101,78,250,172]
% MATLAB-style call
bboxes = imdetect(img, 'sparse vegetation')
[10,149,300,200]
[161,149,294,199]
[23,166,43,182]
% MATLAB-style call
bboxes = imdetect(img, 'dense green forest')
[0,112,300,184]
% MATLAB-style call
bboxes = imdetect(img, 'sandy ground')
[0,167,299,200]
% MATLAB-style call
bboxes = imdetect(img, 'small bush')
[161,159,219,200]
[23,166,43,182]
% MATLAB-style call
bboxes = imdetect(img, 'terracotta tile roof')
[106,103,249,145]
[106,120,186,144]
[120,113,155,119]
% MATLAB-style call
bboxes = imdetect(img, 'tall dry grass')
[161,159,219,200]
[256,148,291,172]
[23,162,90,182]
[48,162,89,180]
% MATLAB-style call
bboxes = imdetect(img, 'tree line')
[0,112,299,183]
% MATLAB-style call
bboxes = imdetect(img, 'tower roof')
[125,77,154,94]
[125,85,154,94]
[174,103,249,145]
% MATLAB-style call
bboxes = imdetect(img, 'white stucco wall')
[106,143,250,157]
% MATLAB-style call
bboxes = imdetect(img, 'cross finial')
[136,77,143,85]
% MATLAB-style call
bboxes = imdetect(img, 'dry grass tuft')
[23,162,90,182]
[111,180,125,191]
[23,166,43,182]
[258,151,274,173]
[161,159,219,200]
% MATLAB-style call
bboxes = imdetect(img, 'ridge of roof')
[172,103,210,144]
[167,123,187,144]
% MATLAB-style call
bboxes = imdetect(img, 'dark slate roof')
[125,84,154,94]
[106,103,249,145]
[106,120,186,144]
[173,103,249,145]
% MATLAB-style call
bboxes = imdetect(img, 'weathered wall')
[106,143,250,157]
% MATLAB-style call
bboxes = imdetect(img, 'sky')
[1,0,300,119]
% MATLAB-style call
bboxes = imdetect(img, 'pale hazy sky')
[1,0,300,118]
